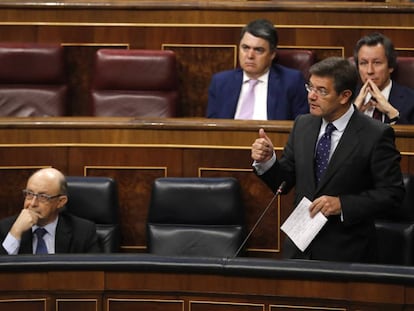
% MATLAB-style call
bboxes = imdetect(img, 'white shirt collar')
[322,104,354,133]
[33,215,59,237]
[242,70,269,84]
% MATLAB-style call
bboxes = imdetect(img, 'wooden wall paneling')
[85,165,168,251]
[0,271,48,291]
[107,298,184,311]
[0,299,46,311]
[104,270,349,304]
[49,271,104,290]
[348,281,405,305]
[63,44,128,116]
[270,305,345,311]
[0,166,48,219]
[68,146,182,251]
[163,44,237,118]
[0,147,67,169]
[56,298,100,311]
[0,146,68,219]
[189,300,264,311]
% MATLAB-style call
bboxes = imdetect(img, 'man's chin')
[309,106,322,116]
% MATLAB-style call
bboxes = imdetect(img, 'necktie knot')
[249,79,259,87]
[35,227,47,238]
[325,122,336,136]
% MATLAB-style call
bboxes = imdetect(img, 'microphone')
[233,181,286,258]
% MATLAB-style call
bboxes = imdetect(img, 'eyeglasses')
[22,190,62,203]
[305,83,329,97]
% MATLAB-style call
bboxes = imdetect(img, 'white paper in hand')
[280,196,327,252]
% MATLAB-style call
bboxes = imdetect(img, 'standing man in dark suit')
[207,19,309,120]
[0,167,101,255]
[353,32,414,124]
[251,57,405,263]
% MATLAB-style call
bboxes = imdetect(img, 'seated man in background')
[353,32,414,124]
[0,167,101,255]
[206,18,309,120]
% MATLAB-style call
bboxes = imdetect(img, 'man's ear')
[340,89,353,105]
[57,195,68,210]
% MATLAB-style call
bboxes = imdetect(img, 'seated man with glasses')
[0,167,101,255]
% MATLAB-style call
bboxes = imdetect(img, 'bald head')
[27,168,67,195]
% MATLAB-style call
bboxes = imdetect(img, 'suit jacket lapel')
[19,230,33,254]
[267,67,279,119]
[305,117,321,189]
[226,70,244,118]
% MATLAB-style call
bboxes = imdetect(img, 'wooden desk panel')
[0,254,413,310]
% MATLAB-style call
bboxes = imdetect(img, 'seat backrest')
[91,49,179,117]
[375,173,414,265]
[274,49,316,80]
[0,42,67,116]
[65,176,120,253]
[392,57,414,90]
[147,177,246,257]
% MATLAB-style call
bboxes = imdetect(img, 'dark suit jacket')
[207,64,309,120]
[387,82,414,124]
[258,110,405,263]
[0,211,101,254]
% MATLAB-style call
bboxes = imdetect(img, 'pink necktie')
[238,79,259,120]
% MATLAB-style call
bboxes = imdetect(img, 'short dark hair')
[353,32,397,70]
[309,57,358,102]
[240,19,278,51]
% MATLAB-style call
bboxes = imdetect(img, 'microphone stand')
[233,181,286,258]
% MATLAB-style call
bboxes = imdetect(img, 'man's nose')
[28,195,39,206]
[367,62,374,74]
[246,49,255,58]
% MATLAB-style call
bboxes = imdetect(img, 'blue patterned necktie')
[315,123,336,183]
[34,227,48,254]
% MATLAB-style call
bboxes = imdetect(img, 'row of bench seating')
[0,43,179,117]
[0,43,317,117]
[70,174,414,265]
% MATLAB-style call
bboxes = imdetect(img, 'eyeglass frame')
[305,83,329,97]
[22,189,63,203]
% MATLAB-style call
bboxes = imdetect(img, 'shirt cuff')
[252,152,276,175]
[2,232,21,255]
